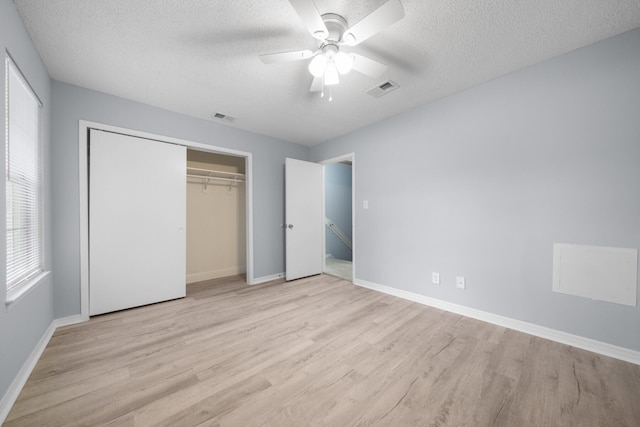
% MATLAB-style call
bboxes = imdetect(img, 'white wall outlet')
[363,200,369,209]
[456,276,465,289]
[432,272,440,284]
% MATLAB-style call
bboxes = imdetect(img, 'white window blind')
[5,55,43,291]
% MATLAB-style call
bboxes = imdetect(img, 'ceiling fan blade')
[310,76,323,92]
[259,50,314,64]
[350,53,387,78]
[342,0,404,46]
[288,0,329,40]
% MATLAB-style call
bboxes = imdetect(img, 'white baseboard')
[251,272,285,285]
[0,315,86,424]
[0,323,56,424]
[187,267,247,284]
[353,278,640,366]
[54,314,85,328]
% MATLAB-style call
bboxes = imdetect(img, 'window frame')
[5,52,48,307]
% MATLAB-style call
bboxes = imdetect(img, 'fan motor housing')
[320,13,348,44]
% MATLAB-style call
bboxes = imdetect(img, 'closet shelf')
[187,166,245,184]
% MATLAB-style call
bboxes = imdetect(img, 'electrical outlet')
[432,272,440,284]
[456,276,465,289]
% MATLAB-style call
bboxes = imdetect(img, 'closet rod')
[186,174,244,183]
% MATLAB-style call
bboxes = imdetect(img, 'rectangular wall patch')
[553,243,637,307]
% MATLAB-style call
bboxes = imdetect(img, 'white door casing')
[285,158,323,281]
[89,129,186,315]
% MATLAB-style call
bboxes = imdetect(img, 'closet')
[186,150,246,283]
[88,129,246,316]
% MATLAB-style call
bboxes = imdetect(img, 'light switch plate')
[363,200,369,209]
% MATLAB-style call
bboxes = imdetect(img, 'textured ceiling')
[13,0,640,146]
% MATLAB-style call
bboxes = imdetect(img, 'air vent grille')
[211,112,236,123]
[366,80,399,98]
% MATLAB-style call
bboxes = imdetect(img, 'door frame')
[78,120,254,320]
[319,153,355,282]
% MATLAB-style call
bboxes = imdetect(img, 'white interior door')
[285,158,323,281]
[89,129,186,315]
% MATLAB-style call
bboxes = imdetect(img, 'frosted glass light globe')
[324,62,339,85]
[335,52,354,75]
[308,54,328,78]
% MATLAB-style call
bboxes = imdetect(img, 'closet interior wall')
[186,150,246,284]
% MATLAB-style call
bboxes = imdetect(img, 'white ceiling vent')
[211,112,236,123]
[366,80,399,98]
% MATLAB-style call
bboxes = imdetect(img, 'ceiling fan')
[259,0,405,99]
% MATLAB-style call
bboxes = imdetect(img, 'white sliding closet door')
[89,130,186,316]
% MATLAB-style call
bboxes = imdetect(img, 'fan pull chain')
[329,85,333,102]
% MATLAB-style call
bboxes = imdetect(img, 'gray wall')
[51,82,309,318]
[0,0,54,402]
[311,28,640,352]
[325,163,352,261]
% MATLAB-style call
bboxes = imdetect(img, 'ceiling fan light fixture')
[324,62,339,85]
[308,54,328,77]
[259,0,405,99]
[335,52,354,75]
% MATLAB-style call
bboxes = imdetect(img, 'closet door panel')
[89,130,186,316]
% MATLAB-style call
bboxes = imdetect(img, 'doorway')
[322,154,355,281]
[186,150,246,284]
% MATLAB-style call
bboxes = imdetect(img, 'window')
[5,55,43,293]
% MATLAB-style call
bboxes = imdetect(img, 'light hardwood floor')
[325,257,352,281]
[5,275,640,426]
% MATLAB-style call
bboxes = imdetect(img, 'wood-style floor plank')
[5,274,640,426]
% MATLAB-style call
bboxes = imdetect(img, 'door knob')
[287,224,294,229]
